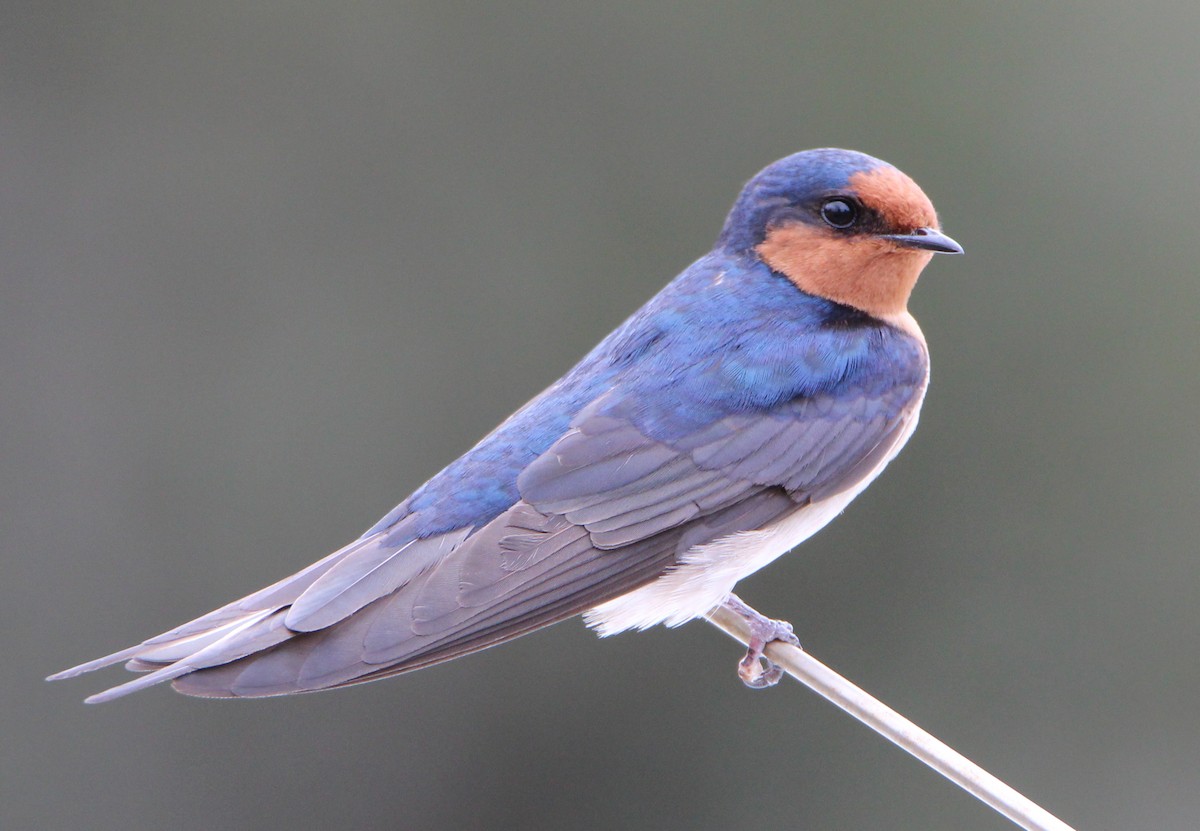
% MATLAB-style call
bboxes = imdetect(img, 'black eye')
[820,198,858,229]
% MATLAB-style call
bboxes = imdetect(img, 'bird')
[50,148,962,702]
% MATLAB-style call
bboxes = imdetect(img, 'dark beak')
[881,227,963,254]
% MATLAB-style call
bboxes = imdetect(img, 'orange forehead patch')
[849,166,938,231]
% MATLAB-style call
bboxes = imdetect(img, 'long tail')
[47,500,691,702]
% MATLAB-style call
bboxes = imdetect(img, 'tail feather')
[171,512,682,699]
[47,530,385,690]
[48,495,719,702]
[45,645,145,681]
[83,608,293,703]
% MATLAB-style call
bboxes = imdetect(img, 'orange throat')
[755,223,934,319]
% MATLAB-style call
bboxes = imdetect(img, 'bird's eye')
[820,198,858,229]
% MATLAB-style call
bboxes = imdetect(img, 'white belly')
[584,387,925,636]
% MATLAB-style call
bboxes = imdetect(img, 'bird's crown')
[718,148,940,250]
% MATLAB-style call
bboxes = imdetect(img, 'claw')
[720,594,800,690]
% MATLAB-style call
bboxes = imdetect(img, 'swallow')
[50,148,961,702]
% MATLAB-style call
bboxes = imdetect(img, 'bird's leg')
[719,594,801,689]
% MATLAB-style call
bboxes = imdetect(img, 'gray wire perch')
[705,602,1077,831]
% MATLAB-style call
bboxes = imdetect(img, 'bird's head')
[718,148,962,320]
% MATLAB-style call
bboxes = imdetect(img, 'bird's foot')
[719,594,800,689]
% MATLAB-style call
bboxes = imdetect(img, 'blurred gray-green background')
[5,3,1198,829]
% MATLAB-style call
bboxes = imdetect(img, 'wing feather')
[57,365,924,701]
[172,489,798,698]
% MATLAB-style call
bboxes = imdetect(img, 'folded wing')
[54,376,920,701]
